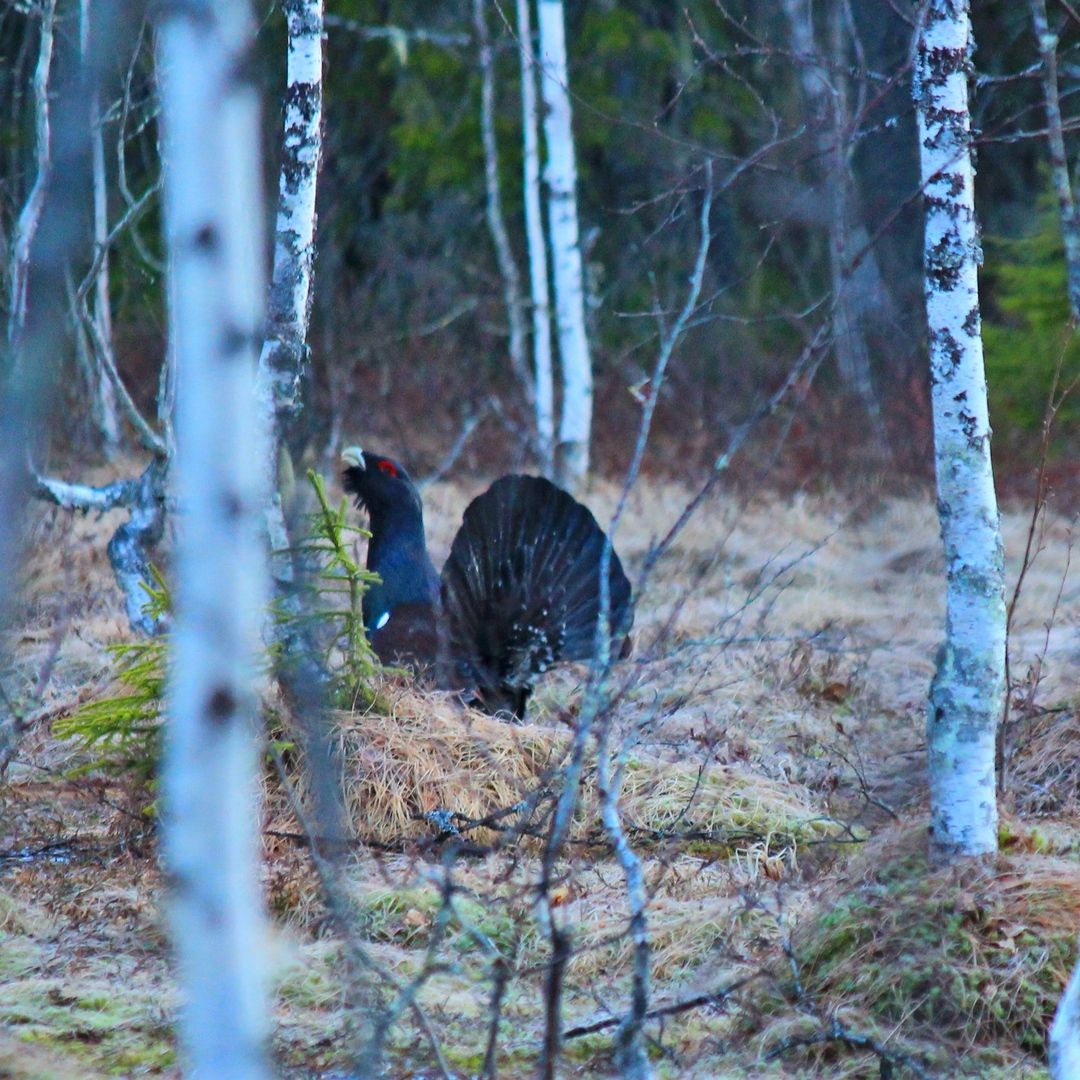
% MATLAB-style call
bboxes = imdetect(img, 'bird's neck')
[364,503,439,628]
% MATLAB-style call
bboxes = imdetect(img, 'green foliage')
[57,472,385,784]
[386,43,480,208]
[983,193,1080,431]
[287,470,383,709]
[52,569,170,795]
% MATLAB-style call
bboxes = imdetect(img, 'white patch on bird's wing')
[375,611,390,630]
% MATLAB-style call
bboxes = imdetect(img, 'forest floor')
[3,463,1080,1078]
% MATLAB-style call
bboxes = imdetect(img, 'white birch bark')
[473,0,532,408]
[1051,943,1080,1079]
[157,0,270,1072]
[6,0,55,353]
[537,0,592,490]
[258,0,323,439]
[80,0,121,455]
[516,0,556,476]
[257,0,324,573]
[915,0,1005,862]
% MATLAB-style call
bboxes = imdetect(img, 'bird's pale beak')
[341,445,365,470]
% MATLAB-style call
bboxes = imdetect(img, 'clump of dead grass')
[321,685,837,861]
[795,826,1080,1057]
[1008,705,1080,816]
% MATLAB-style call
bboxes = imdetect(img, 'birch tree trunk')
[1029,0,1080,321]
[516,0,555,476]
[6,0,55,354]
[915,0,1005,863]
[473,0,532,410]
[781,0,881,416]
[80,0,122,456]
[257,0,343,842]
[537,0,592,490]
[258,0,324,573]
[259,0,323,455]
[157,0,271,1073]
[1051,942,1080,1079]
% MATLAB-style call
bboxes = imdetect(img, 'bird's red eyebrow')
[377,460,398,478]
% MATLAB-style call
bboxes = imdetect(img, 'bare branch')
[323,16,470,49]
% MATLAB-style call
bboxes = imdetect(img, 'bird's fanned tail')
[440,475,634,717]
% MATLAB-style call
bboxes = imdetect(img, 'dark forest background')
[0,0,1073,493]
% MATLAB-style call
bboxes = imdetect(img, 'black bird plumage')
[341,447,633,719]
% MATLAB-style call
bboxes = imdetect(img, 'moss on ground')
[796,846,1080,1057]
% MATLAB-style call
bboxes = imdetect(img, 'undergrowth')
[55,471,381,785]
[288,469,381,708]
[796,845,1080,1056]
[52,568,170,792]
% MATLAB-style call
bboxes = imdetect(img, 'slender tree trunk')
[781,0,879,415]
[915,0,1005,863]
[7,0,55,354]
[259,0,324,566]
[516,0,555,476]
[537,0,592,490]
[1051,944,1080,1078]
[473,0,532,412]
[259,0,323,456]
[1030,0,1080,321]
[157,0,271,1073]
[2,0,120,765]
[257,0,343,846]
[80,0,121,456]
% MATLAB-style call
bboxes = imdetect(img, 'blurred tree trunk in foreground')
[157,0,271,1072]
[538,0,592,490]
[915,0,1005,863]
[1052,948,1080,1077]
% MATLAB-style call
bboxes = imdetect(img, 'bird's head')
[341,445,423,519]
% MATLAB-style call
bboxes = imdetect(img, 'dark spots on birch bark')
[927,238,963,291]
[929,327,962,378]
[960,413,978,440]
[962,306,980,336]
[281,0,322,34]
[228,43,258,88]
[193,223,219,252]
[922,40,970,86]
[285,82,321,128]
[206,686,236,725]
[220,491,244,519]
[221,324,256,358]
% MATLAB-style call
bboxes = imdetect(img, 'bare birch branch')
[323,16,470,49]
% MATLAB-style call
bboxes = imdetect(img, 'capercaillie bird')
[341,446,634,720]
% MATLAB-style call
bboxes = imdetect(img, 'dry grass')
[7,474,1080,1076]
[1009,704,1080,817]
[308,690,837,860]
